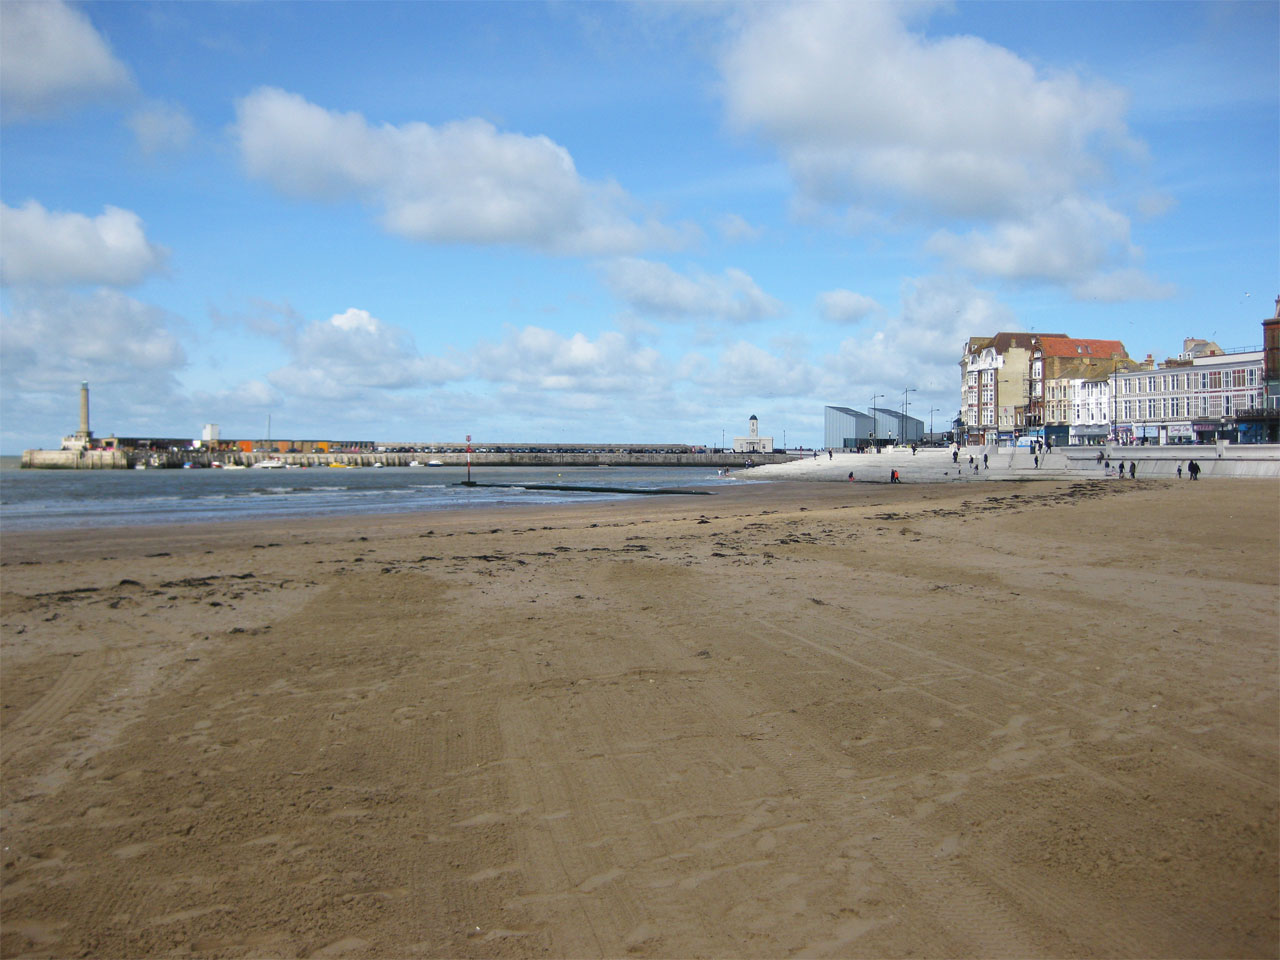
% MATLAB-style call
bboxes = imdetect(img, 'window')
[1147,376,1157,393]
[1200,372,1208,390]
[1208,371,1222,389]
[1247,368,1258,387]
[1123,400,1132,419]
[1233,369,1247,389]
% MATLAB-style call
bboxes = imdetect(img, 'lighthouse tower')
[61,381,95,451]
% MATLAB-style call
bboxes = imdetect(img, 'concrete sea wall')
[19,449,794,470]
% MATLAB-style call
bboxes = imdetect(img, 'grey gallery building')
[824,405,925,448]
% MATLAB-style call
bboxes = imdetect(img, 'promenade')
[739,442,1280,482]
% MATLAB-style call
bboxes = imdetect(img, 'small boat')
[373,462,384,468]
[222,463,247,470]
[427,460,444,467]
[328,462,350,468]
[252,458,286,469]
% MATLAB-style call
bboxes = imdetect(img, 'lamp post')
[869,393,883,448]
[902,387,917,443]
[929,406,940,442]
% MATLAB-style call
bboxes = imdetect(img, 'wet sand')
[2,478,1277,958]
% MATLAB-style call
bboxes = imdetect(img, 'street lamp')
[929,406,940,441]
[869,393,883,448]
[903,387,917,442]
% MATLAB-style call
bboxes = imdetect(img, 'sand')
[2,477,1277,959]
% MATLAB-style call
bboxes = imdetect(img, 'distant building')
[1029,337,1133,446]
[732,415,774,453]
[960,332,1065,445]
[1113,337,1265,444]
[870,407,924,445]
[823,406,873,449]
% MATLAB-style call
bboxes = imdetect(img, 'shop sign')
[1167,423,1193,438]
[1192,422,1216,433]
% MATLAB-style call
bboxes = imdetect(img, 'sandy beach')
[2,477,1276,959]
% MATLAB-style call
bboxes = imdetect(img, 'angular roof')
[1036,337,1128,359]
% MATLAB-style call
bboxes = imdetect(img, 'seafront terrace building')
[1030,337,1135,446]
[1112,339,1265,445]
[961,332,1064,445]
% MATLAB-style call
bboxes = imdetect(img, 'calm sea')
[0,457,740,532]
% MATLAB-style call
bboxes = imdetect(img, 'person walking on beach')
[890,469,900,483]
[1189,459,1200,480]
[1116,460,1124,478]
[1129,461,1136,479]
[1177,463,1183,479]
[828,449,833,460]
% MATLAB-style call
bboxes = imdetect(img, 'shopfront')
[1069,425,1108,445]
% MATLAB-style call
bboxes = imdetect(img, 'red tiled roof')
[1036,337,1128,359]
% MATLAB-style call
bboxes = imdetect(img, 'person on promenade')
[828,449,832,460]
[953,449,959,464]
[1033,454,1039,468]
[983,453,988,469]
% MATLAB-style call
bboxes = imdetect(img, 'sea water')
[0,457,741,532]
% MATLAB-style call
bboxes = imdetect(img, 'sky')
[1,0,1276,453]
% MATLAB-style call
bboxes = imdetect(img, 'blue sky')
[1,0,1276,452]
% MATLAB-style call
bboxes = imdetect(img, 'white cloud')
[706,340,818,399]
[717,213,764,242]
[129,101,194,154]
[602,257,784,324]
[0,288,186,393]
[267,307,462,401]
[927,198,1172,300]
[823,276,1013,402]
[818,289,880,324]
[0,0,133,121]
[1,201,167,287]
[927,197,1134,283]
[233,86,687,255]
[473,324,663,395]
[722,3,1135,220]
[1070,269,1177,303]
[720,4,1162,293]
